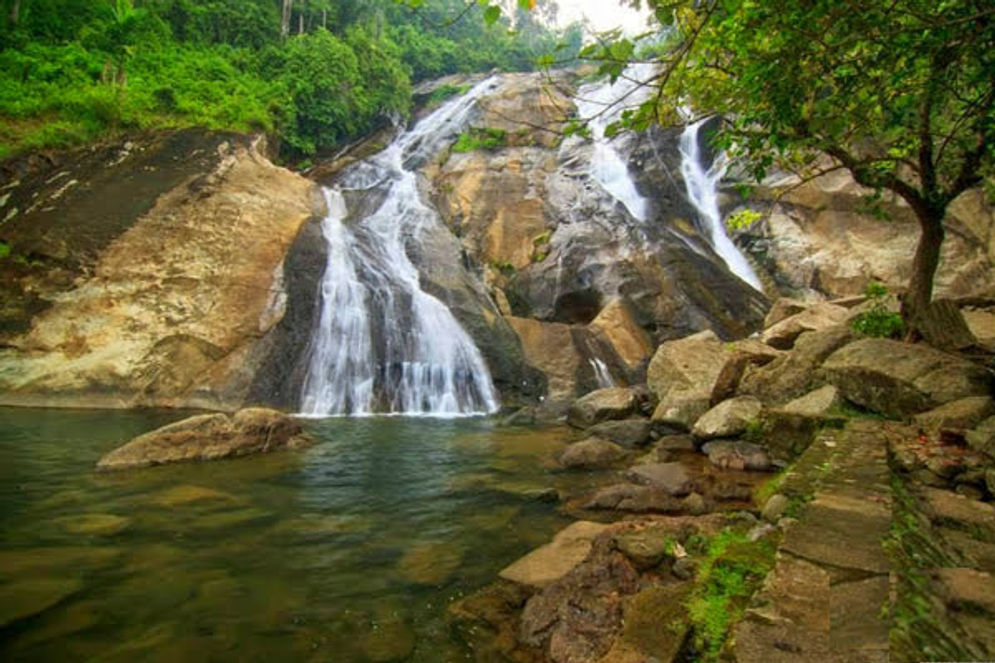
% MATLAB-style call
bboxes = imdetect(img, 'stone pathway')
[732,420,892,663]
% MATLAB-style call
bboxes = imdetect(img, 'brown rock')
[499,521,611,589]
[760,303,851,350]
[625,463,693,496]
[650,390,710,432]
[567,387,639,428]
[559,438,628,470]
[587,419,653,448]
[780,385,842,417]
[967,416,995,460]
[702,440,772,471]
[821,338,992,417]
[764,298,810,328]
[739,326,855,404]
[692,396,763,440]
[915,397,995,433]
[646,330,730,406]
[589,298,653,371]
[96,408,311,470]
[583,484,686,514]
[934,568,995,614]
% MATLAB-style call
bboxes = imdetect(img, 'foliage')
[557,0,995,323]
[0,0,578,160]
[686,528,777,661]
[851,282,906,339]
[424,82,470,106]
[725,208,763,231]
[531,229,551,262]
[451,127,507,153]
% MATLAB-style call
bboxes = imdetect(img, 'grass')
[685,528,778,662]
[451,127,507,153]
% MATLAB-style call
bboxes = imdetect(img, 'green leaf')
[484,5,501,26]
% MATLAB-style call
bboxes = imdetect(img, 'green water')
[0,408,580,662]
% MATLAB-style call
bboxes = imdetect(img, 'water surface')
[0,408,579,662]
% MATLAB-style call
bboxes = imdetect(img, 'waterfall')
[588,358,615,389]
[679,119,764,291]
[299,79,501,417]
[572,64,657,223]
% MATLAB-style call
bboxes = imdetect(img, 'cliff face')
[1,73,992,414]
[0,131,318,409]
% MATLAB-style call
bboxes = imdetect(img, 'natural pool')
[0,408,585,662]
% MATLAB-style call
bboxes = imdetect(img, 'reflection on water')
[0,409,577,662]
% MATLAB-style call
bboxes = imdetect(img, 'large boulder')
[692,396,763,440]
[915,397,995,433]
[821,339,992,418]
[780,385,843,417]
[558,438,628,470]
[761,302,852,350]
[589,298,654,372]
[738,326,856,404]
[499,520,610,589]
[567,387,640,429]
[647,331,730,403]
[96,408,311,470]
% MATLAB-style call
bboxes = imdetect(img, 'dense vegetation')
[0,0,579,162]
[566,0,994,331]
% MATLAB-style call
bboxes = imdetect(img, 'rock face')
[0,132,318,410]
[96,408,311,470]
[821,339,991,417]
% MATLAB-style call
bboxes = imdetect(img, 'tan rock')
[915,396,995,432]
[821,338,991,417]
[589,298,653,370]
[781,385,842,417]
[692,396,763,440]
[559,438,627,470]
[625,462,693,496]
[499,521,610,588]
[647,330,730,410]
[97,408,311,471]
[650,390,711,432]
[761,302,851,350]
[739,326,855,404]
[567,387,639,428]
[934,568,995,614]
[506,316,581,408]
[764,297,810,328]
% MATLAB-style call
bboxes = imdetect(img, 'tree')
[578,0,994,336]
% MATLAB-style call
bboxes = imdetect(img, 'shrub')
[452,127,507,153]
[850,282,905,339]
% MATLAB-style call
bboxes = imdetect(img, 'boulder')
[934,568,995,614]
[587,419,653,448]
[598,583,691,663]
[762,494,790,522]
[558,438,628,470]
[96,408,311,470]
[916,397,995,433]
[821,338,992,418]
[583,484,687,514]
[625,462,693,496]
[567,387,639,429]
[758,410,831,462]
[650,390,710,432]
[589,298,654,371]
[781,385,842,417]
[761,303,851,350]
[739,326,855,404]
[499,521,610,589]
[612,523,680,570]
[710,343,783,406]
[701,440,773,471]
[692,396,763,440]
[967,416,995,461]
[646,330,730,406]
[764,298,811,328]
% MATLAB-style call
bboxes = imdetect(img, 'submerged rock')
[625,462,693,497]
[558,438,628,470]
[96,408,311,471]
[499,521,610,589]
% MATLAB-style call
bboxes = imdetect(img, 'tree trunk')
[901,207,947,337]
[10,0,21,25]
[280,0,292,39]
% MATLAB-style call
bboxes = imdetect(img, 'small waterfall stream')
[300,80,501,417]
[679,119,764,291]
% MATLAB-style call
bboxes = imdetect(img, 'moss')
[685,528,778,662]
[530,230,552,263]
[452,127,507,153]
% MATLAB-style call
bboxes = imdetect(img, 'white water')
[573,63,657,223]
[300,79,501,417]
[679,118,764,291]
[588,358,615,389]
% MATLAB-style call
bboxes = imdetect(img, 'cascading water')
[299,79,501,417]
[572,63,657,223]
[679,119,764,292]
[588,358,615,389]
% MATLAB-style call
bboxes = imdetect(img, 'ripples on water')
[0,408,579,662]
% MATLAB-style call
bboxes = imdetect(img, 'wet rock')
[360,618,416,662]
[821,338,991,418]
[967,416,995,460]
[558,438,627,470]
[583,484,686,514]
[761,303,851,350]
[151,484,237,507]
[0,578,84,628]
[96,408,312,470]
[625,463,693,496]
[499,521,610,589]
[702,440,772,471]
[647,330,730,406]
[781,385,842,417]
[587,419,653,448]
[692,396,763,440]
[502,406,538,426]
[762,494,790,523]
[916,396,995,433]
[447,580,539,663]
[567,387,639,428]
[739,326,855,404]
[656,434,697,452]
[612,523,681,570]
[0,547,122,578]
[600,582,692,663]
[59,513,132,536]
[397,542,464,586]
